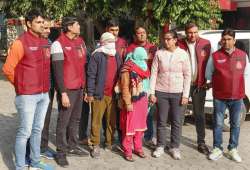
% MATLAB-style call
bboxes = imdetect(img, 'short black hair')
[106,18,119,28]
[163,29,178,39]
[134,25,147,34]
[25,9,44,26]
[222,28,235,38]
[62,16,78,33]
[185,22,198,32]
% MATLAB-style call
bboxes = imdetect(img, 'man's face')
[68,21,80,35]
[27,16,44,36]
[186,26,199,43]
[135,27,147,43]
[41,20,51,39]
[107,26,119,38]
[221,35,236,51]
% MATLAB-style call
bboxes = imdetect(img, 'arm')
[149,51,159,95]
[51,41,66,94]
[87,53,98,97]
[2,40,24,84]
[244,55,250,98]
[51,41,72,107]
[120,71,132,105]
[205,56,214,81]
[182,52,192,98]
[244,55,250,79]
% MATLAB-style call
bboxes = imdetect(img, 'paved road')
[1,61,250,170]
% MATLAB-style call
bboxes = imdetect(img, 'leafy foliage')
[4,0,222,29]
[166,0,222,29]
[4,0,81,19]
[3,0,222,44]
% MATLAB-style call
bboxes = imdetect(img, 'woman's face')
[163,33,177,50]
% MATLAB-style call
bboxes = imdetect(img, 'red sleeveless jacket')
[14,31,50,95]
[57,33,87,89]
[212,48,246,99]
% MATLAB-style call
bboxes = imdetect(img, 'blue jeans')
[144,104,157,141]
[213,99,242,151]
[15,93,49,170]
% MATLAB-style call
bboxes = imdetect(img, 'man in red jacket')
[178,23,211,155]
[2,9,53,170]
[106,18,128,60]
[207,28,250,162]
[51,17,89,167]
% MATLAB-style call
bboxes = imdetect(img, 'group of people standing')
[2,8,249,170]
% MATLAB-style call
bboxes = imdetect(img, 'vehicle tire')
[223,103,247,132]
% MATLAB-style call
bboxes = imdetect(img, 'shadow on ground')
[0,61,8,81]
[0,113,18,170]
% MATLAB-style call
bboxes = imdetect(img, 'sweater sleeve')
[2,40,24,84]
[121,71,132,105]
[182,51,192,98]
[87,53,98,96]
[149,51,159,95]
[51,41,66,93]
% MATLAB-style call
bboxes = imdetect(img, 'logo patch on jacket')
[200,49,207,57]
[236,61,243,69]
[76,46,83,58]
[216,59,226,63]
[43,48,50,58]
[65,46,72,51]
[29,46,38,51]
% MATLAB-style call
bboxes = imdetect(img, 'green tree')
[164,0,222,29]
[3,0,222,45]
[4,0,81,19]
[4,0,222,29]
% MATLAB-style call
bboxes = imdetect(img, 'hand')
[86,96,94,103]
[83,93,88,102]
[181,97,188,105]
[126,104,133,112]
[61,92,70,108]
[204,82,212,90]
[149,94,157,104]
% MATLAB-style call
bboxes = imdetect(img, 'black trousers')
[79,101,91,140]
[56,89,83,154]
[40,88,55,151]
[156,91,183,148]
[190,85,206,145]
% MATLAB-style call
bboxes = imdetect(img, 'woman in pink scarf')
[118,47,150,162]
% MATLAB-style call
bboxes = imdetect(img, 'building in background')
[219,0,250,29]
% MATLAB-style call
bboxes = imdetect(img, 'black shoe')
[55,154,69,167]
[68,147,89,157]
[198,144,209,155]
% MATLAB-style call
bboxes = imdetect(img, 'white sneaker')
[152,147,164,158]
[209,147,223,161]
[29,167,42,170]
[227,148,242,163]
[169,148,181,160]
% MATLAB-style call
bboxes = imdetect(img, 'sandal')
[134,151,146,158]
[124,155,135,162]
